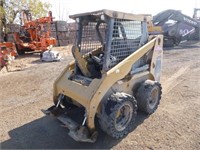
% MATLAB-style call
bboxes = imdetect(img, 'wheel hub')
[114,103,133,132]
[149,88,159,109]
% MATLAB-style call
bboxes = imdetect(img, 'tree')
[0,0,6,41]
[3,0,51,24]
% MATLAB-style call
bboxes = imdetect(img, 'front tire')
[99,92,137,139]
[136,80,162,114]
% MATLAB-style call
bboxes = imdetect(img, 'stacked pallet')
[67,22,77,44]
[50,21,77,47]
[56,21,69,46]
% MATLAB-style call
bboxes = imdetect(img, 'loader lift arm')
[153,9,199,28]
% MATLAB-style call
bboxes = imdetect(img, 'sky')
[42,0,200,21]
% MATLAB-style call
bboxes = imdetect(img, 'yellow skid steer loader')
[42,9,163,143]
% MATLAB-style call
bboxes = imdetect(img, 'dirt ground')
[0,42,200,149]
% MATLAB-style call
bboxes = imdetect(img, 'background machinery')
[153,9,200,47]
[43,10,163,142]
[14,10,56,55]
[0,42,17,71]
[0,1,17,71]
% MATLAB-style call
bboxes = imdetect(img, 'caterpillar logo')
[183,17,197,26]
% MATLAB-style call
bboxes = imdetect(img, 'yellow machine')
[144,14,163,34]
[43,10,163,142]
[147,21,163,34]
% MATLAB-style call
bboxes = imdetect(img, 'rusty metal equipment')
[42,9,163,143]
[14,10,56,54]
[0,42,17,71]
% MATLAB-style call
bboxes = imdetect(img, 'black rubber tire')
[136,80,162,114]
[99,92,137,139]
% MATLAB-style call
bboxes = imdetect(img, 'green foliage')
[28,0,51,20]
[0,0,5,20]
[0,5,5,22]
[3,0,51,24]
[0,0,6,36]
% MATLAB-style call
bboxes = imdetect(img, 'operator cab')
[69,10,149,85]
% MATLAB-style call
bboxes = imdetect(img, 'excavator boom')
[153,9,200,47]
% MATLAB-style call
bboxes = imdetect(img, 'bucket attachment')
[42,106,98,143]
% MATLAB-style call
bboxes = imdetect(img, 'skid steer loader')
[42,9,163,143]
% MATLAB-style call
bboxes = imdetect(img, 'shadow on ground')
[17,52,41,58]
[1,112,148,149]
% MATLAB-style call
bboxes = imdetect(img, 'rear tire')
[99,92,137,139]
[136,80,162,114]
